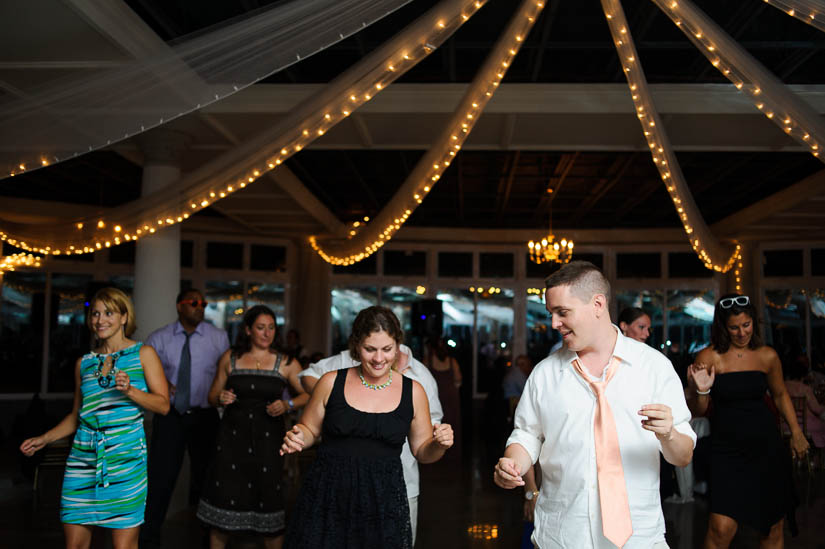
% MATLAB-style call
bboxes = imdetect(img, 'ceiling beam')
[574,153,637,218]
[711,169,825,235]
[496,151,520,222]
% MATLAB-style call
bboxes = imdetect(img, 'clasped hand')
[280,424,304,456]
[219,389,236,406]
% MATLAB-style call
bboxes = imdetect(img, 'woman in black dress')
[197,305,308,549]
[687,294,808,548]
[281,306,453,548]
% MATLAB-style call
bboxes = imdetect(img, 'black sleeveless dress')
[285,368,413,549]
[709,371,796,535]
[197,354,288,535]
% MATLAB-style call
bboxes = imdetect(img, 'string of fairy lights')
[652,0,824,161]
[0,253,41,274]
[761,0,825,33]
[310,0,546,265]
[0,0,490,258]
[1,0,817,290]
[602,0,743,278]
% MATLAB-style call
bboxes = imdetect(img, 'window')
[665,290,715,378]
[811,249,825,276]
[669,252,713,278]
[616,290,664,351]
[763,290,806,355]
[250,245,286,272]
[383,251,426,276]
[617,253,661,278]
[476,288,514,396]
[204,281,243,342]
[763,250,803,277]
[1,272,46,392]
[530,253,604,278]
[526,293,558,366]
[206,242,243,270]
[49,274,93,392]
[108,242,135,264]
[246,283,286,327]
[480,253,514,278]
[330,287,378,353]
[438,252,472,278]
[333,254,377,275]
[181,240,194,268]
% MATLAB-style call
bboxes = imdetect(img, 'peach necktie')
[572,357,633,548]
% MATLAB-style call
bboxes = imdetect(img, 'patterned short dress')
[60,342,148,528]
[197,354,288,535]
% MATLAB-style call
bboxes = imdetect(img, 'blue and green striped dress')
[61,342,148,528]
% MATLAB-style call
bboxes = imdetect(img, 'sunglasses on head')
[179,299,208,308]
[719,296,749,309]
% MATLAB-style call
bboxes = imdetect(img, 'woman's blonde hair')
[87,287,137,337]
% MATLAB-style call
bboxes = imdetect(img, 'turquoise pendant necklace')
[359,367,393,390]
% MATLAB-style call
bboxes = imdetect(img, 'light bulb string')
[312,0,545,265]
[602,0,740,273]
[0,0,488,257]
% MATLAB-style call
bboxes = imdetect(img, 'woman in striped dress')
[20,287,169,549]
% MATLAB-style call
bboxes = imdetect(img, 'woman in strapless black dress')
[281,306,454,549]
[687,294,808,548]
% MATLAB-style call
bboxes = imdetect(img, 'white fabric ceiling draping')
[599,0,825,274]
[0,0,412,179]
[762,0,825,33]
[311,0,545,264]
[0,0,487,256]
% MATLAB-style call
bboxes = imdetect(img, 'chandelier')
[527,215,573,265]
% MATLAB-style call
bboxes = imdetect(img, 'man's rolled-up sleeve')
[505,373,544,464]
[658,359,697,448]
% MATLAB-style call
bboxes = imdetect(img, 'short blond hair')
[87,287,137,337]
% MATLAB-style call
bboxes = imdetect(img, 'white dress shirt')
[298,344,443,499]
[507,327,696,549]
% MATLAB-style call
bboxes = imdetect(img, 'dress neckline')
[342,368,404,415]
[716,369,766,377]
[91,341,141,357]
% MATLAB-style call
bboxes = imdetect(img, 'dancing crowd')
[20,260,817,548]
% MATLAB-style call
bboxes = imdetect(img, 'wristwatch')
[287,399,294,410]
[525,490,539,501]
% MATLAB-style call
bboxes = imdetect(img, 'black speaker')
[411,299,443,338]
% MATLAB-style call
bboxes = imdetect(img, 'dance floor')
[1,402,823,548]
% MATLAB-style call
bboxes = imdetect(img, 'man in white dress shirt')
[494,261,695,548]
[299,342,443,545]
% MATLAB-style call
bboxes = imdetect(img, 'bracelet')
[696,389,711,395]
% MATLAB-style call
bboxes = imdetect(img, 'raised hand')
[687,363,715,393]
[639,404,674,441]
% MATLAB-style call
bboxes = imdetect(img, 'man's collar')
[561,324,631,368]
[173,320,202,336]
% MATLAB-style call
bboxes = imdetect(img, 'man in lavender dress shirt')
[139,289,229,549]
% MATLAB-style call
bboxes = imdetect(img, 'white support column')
[132,130,189,340]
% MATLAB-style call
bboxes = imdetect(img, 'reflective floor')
[2,404,824,548]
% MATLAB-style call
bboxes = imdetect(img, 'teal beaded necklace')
[359,367,393,390]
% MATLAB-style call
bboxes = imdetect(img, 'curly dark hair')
[348,306,404,361]
[710,294,762,353]
[232,305,280,357]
